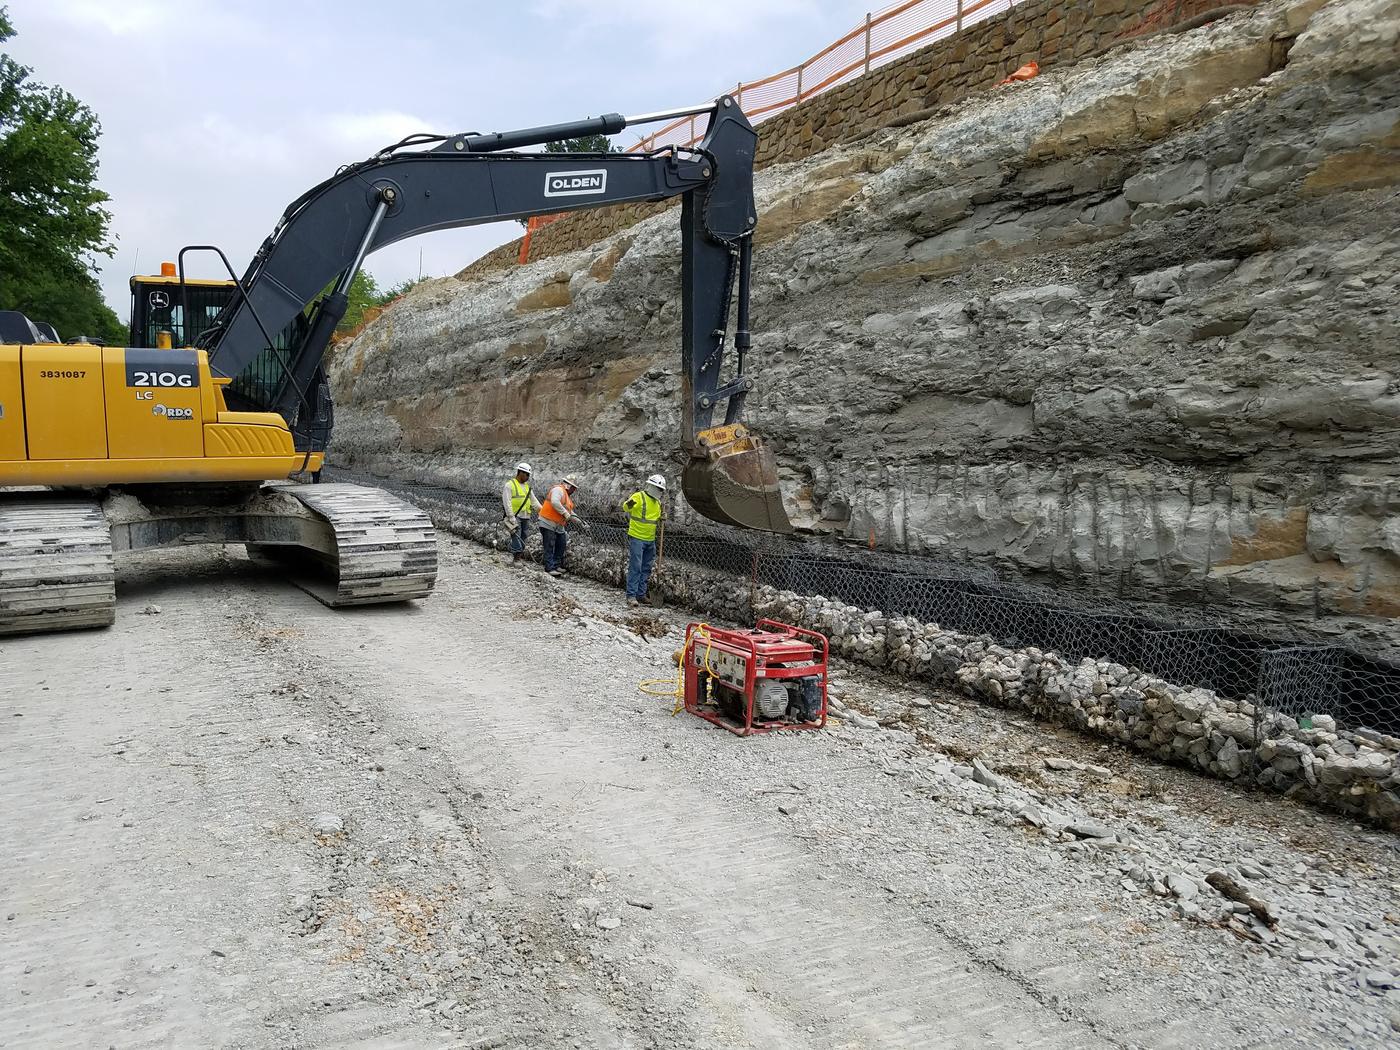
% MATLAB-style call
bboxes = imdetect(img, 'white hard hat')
[562,473,580,487]
[646,474,666,490]
[515,461,532,475]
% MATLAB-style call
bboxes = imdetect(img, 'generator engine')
[682,620,828,737]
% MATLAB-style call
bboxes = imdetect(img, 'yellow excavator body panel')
[0,342,322,486]
[0,346,27,461]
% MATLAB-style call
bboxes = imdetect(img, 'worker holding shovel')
[622,474,665,607]
[502,461,541,564]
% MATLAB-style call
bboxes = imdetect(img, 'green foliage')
[331,272,431,334]
[336,269,380,333]
[12,267,124,344]
[543,134,619,154]
[379,276,428,302]
[0,6,123,342]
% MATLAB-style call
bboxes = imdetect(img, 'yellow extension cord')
[639,622,717,716]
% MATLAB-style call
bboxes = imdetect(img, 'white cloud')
[530,0,833,60]
[34,0,257,40]
[321,111,442,153]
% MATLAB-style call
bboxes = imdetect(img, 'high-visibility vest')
[539,484,574,527]
[622,490,661,541]
[508,477,533,516]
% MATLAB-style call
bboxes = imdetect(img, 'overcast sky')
[8,0,861,319]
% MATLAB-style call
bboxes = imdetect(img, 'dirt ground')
[2,538,1398,1049]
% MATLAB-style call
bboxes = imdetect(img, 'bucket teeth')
[683,425,792,534]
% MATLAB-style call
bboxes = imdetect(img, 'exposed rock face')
[332,0,1400,649]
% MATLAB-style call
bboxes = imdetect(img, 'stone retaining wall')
[461,0,1255,277]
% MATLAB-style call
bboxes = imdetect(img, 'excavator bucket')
[683,424,793,534]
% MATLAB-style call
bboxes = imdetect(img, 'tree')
[378,276,428,302]
[543,133,619,154]
[336,269,381,333]
[0,7,124,343]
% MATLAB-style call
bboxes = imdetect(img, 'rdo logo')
[153,404,194,420]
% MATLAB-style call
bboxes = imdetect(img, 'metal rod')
[864,13,872,74]
[956,0,963,32]
[622,102,718,126]
[336,198,391,297]
[181,244,277,359]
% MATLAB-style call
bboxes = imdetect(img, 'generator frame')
[683,619,828,737]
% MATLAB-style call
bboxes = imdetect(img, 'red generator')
[682,619,828,736]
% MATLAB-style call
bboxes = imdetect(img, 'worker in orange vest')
[538,473,588,577]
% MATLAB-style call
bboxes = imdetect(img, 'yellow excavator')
[0,98,791,636]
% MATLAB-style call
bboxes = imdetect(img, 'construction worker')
[538,473,588,577]
[502,461,540,564]
[622,474,665,607]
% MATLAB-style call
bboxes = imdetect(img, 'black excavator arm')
[193,97,790,533]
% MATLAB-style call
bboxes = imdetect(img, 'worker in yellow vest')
[622,474,665,607]
[501,461,541,564]
[538,474,588,577]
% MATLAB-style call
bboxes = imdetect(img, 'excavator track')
[0,496,116,636]
[254,483,438,608]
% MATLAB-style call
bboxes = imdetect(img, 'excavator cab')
[129,264,237,350]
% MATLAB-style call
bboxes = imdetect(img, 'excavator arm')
[199,98,790,533]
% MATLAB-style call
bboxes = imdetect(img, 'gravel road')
[2,539,1398,1048]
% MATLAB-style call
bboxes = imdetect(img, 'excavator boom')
[200,96,790,533]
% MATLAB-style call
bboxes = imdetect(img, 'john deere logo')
[544,170,607,198]
[149,290,170,309]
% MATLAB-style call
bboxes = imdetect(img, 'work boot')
[548,569,564,578]
[626,597,639,608]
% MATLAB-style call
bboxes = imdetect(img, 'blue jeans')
[626,537,656,599]
[541,527,567,572]
[508,517,531,556]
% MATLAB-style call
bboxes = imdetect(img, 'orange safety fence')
[627,0,1026,154]
[520,0,1026,263]
[518,0,1230,263]
[519,213,566,264]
